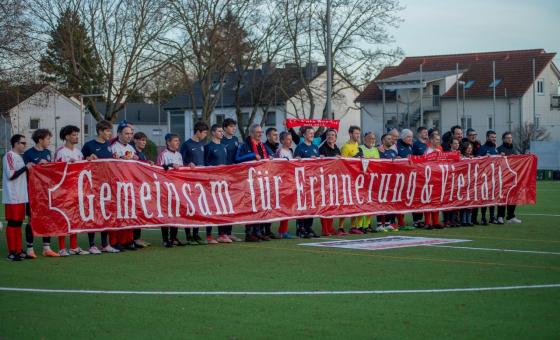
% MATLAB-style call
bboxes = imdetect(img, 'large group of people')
[2,118,523,261]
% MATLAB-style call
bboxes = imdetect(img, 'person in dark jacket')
[264,127,279,155]
[442,125,463,151]
[412,127,429,155]
[396,129,414,158]
[496,132,522,224]
[477,130,498,224]
[462,128,481,155]
[236,124,274,241]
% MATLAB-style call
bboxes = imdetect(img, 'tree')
[0,0,38,82]
[39,8,105,98]
[167,0,258,124]
[515,122,550,154]
[31,0,172,122]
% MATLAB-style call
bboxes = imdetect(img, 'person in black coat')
[496,132,522,224]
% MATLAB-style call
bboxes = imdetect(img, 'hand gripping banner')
[28,155,536,236]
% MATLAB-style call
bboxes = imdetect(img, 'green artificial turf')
[0,182,559,339]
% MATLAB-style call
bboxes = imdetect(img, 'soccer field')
[1,182,559,339]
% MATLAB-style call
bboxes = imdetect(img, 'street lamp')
[458,81,466,125]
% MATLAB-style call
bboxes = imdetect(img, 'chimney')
[305,62,318,80]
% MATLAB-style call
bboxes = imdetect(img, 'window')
[464,80,475,89]
[264,111,276,126]
[152,128,162,136]
[460,116,472,129]
[30,118,39,130]
[215,114,225,126]
[488,79,502,88]
[535,115,541,128]
[537,79,544,95]
[84,124,89,135]
[488,116,493,130]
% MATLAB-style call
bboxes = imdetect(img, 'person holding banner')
[180,121,209,245]
[424,133,443,229]
[395,129,414,230]
[339,125,363,234]
[318,128,341,236]
[221,118,242,242]
[157,133,186,248]
[443,138,461,227]
[477,130,499,225]
[275,131,295,239]
[205,124,232,243]
[264,127,280,156]
[109,121,139,251]
[3,134,32,261]
[357,131,380,233]
[294,126,320,238]
[82,120,119,254]
[412,127,429,156]
[54,125,90,255]
[377,133,398,231]
[497,132,522,225]
[23,129,58,257]
[236,124,272,242]
[459,141,474,226]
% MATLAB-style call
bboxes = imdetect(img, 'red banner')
[28,155,537,236]
[285,118,340,130]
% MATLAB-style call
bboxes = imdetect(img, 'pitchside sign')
[28,155,537,236]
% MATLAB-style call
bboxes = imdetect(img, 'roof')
[164,64,327,111]
[0,84,51,116]
[95,102,165,125]
[356,49,557,102]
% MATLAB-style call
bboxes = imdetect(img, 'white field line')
[0,284,559,296]
[427,244,560,255]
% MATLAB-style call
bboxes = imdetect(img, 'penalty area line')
[426,245,560,255]
[0,284,559,296]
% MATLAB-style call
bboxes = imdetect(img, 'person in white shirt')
[108,122,138,252]
[3,134,32,261]
[157,133,185,247]
[54,125,90,256]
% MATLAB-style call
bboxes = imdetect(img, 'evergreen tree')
[40,8,104,96]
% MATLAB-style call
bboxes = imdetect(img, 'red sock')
[432,212,440,225]
[15,227,23,253]
[397,215,405,227]
[109,231,119,246]
[58,236,66,250]
[320,218,330,235]
[70,234,78,249]
[278,220,289,234]
[425,212,432,225]
[127,230,134,243]
[328,219,336,234]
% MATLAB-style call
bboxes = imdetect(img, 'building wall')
[520,63,560,137]
[9,89,82,152]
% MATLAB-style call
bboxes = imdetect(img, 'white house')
[357,49,560,140]
[163,63,360,143]
[1,85,87,152]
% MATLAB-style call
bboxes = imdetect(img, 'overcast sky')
[389,0,559,64]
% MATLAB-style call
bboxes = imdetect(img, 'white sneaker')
[507,217,522,224]
[497,217,504,224]
[88,246,102,255]
[58,249,70,257]
[375,225,386,232]
[70,247,90,255]
[101,245,120,253]
[385,224,395,231]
